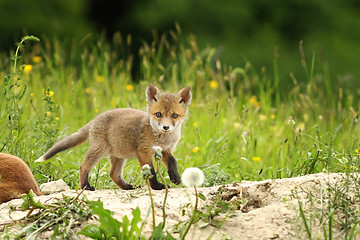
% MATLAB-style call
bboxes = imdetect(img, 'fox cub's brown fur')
[0,153,42,203]
[36,84,192,190]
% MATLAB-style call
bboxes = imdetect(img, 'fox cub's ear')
[177,87,192,106]
[146,84,161,103]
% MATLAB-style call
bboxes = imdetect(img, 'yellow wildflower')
[209,80,219,90]
[110,99,116,108]
[126,84,134,91]
[96,76,105,83]
[193,122,198,128]
[270,114,276,120]
[249,96,260,108]
[55,117,59,121]
[252,156,261,162]
[233,122,241,129]
[46,111,51,117]
[192,147,200,153]
[46,91,54,97]
[46,90,54,97]
[23,65,33,74]
[32,56,42,63]
[355,149,359,154]
[30,93,34,97]
[85,88,91,94]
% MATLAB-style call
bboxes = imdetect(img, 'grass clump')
[0,190,92,239]
[292,173,360,239]
[79,202,144,240]
[202,164,231,187]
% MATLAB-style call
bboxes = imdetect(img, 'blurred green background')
[1,0,360,86]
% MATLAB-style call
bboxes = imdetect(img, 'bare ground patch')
[0,173,358,239]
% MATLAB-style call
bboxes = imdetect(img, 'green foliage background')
[1,0,360,86]
[1,29,360,190]
[1,1,360,190]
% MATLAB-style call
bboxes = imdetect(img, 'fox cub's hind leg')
[79,144,107,191]
[110,157,140,190]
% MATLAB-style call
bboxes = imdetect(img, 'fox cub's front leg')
[148,162,169,190]
[162,151,181,185]
[137,151,168,190]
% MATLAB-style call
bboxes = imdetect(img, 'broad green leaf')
[198,192,206,201]
[130,207,142,234]
[28,189,44,209]
[88,200,121,238]
[122,215,130,238]
[78,225,103,239]
[21,194,30,211]
[152,224,166,240]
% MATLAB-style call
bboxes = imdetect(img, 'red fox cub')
[0,153,42,203]
[36,84,192,191]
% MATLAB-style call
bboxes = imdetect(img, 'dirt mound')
[0,173,353,239]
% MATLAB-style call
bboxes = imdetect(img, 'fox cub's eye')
[155,112,162,118]
[172,113,179,119]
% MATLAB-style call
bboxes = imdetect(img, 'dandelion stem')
[13,43,22,75]
[156,159,168,230]
[12,36,40,76]
[146,179,156,231]
[181,186,199,240]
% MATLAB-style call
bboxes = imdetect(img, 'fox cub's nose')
[163,126,170,131]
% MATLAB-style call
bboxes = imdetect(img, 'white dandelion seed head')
[181,167,205,187]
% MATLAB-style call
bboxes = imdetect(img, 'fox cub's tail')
[35,123,91,162]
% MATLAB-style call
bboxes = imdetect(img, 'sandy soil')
[0,173,355,239]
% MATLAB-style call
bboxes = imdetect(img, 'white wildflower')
[152,146,163,153]
[287,119,296,126]
[142,164,151,171]
[141,164,152,179]
[181,167,205,187]
[152,146,163,159]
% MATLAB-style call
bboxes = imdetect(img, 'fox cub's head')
[146,83,192,133]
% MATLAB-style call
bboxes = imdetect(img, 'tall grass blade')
[328,208,334,240]
[298,201,312,239]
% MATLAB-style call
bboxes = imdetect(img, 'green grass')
[293,173,360,239]
[1,29,360,191]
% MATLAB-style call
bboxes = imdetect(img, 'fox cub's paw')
[150,181,170,190]
[82,184,95,191]
[123,184,142,190]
